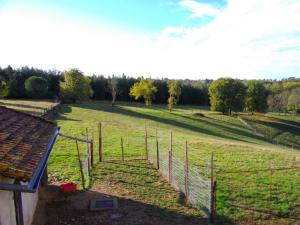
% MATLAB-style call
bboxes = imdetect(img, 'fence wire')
[147,133,213,216]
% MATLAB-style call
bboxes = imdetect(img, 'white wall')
[0,175,39,225]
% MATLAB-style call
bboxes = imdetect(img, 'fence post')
[209,152,215,223]
[145,126,148,160]
[184,140,189,201]
[98,122,102,162]
[75,140,85,189]
[169,131,173,183]
[90,139,94,167]
[86,128,91,175]
[156,128,160,170]
[269,168,273,210]
[121,136,124,161]
[210,180,217,223]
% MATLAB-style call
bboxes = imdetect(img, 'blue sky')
[0,0,299,79]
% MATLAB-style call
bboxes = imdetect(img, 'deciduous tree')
[208,78,246,115]
[24,76,48,98]
[245,81,268,113]
[60,69,93,102]
[167,80,181,112]
[108,76,118,106]
[130,79,157,106]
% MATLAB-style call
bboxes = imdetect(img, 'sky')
[0,0,300,80]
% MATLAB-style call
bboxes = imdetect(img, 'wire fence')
[56,121,299,224]
[146,127,215,220]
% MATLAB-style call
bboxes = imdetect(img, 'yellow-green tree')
[60,69,93,102]
[0,78,9,98]
[130,79,157,106]
[167,80,181,112]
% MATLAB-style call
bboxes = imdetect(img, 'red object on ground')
[59,182,77,193]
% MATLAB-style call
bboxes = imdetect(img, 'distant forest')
[0,65,299,107]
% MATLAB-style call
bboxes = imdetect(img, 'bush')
[24,76,48,98]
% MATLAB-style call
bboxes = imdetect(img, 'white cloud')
[0,0,300,79]
[179,0,220,18]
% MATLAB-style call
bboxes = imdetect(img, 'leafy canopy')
[245,81,268,113]
[287,88,300,113]
[24,76,48,98]
[130,79,157,106]
[0,77,9,98]
[167,80,181,112]
[60,69,93,102]
[208,78,246,115]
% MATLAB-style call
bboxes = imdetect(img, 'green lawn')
[46,101,300,224]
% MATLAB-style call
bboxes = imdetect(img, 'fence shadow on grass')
[74,101,258,144]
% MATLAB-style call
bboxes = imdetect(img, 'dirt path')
[32,161,207,225]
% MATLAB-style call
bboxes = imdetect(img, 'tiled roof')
[0,106,57,182]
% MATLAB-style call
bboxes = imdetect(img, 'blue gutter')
[0,127,60,193]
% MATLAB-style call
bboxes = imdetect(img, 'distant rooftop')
[0,106,57,182]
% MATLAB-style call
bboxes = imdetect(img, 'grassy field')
[0,99,58,116]
[240,114,300,149]
[1,99,299,224]
[44,101,300,224]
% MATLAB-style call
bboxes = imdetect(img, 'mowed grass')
[47,101,300,224]
[241,114,300,149]
[0,99,58,116]
[91,160,207,225]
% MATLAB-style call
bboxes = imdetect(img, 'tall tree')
[267,92,289,114]
[287,88,300,113]
[245,81,268,113]
[24,76,48,98]
[0,77,9,98]
[60,69,93,102]
[108,76,118,106]
[167,80,181,112]
[208,78,246,115]
[130,79,157,106]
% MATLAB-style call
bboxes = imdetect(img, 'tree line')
[0,66,209,105]
[0,66,299,114]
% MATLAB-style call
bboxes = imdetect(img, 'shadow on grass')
[51,104,82,122]
[33,188,208,225]
[265,115,300,128]
[70,101,266,145]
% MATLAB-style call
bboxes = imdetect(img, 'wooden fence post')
[210,180,217,223]
[169,131,173,183]
[121,136,124,161]
[156,128,160,170]
[90,139,94,167]
[145,126,148,160]
[75,140,85,189]
[269,168,273,209]
[98,122,102,162]
[184,140,189,201]
[86,128,91,175]
[209,152,215,223]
